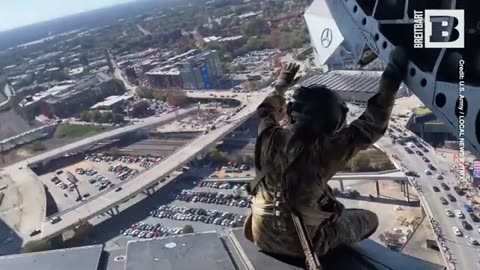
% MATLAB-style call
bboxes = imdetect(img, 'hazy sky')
[0,0,134,32]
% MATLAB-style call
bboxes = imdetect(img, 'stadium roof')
[302,71,382,94]
[0,229,444,270]
[0,245,103,270]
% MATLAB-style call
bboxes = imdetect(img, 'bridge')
[33,91,269,240]
[202,170,408,182]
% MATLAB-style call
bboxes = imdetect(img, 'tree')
[375,159,395,171]
[230,153,245,165]
[30,141,46,152]
[79,111,89,122]
[79,54,89,66]
[243,18,270,36]
[244,155,254,166]
[91,110,101,122]
[233,64,246,72]
[22,240,53,253]
[349,152,373,172]
[207,148,229,165]
[245,81,257,91]
[100,111,113,123]
[131,101,150,117]
[182,224,194,234]
[136,86,154,99]
[112,113,124,124]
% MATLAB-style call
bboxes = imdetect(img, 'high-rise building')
[147,50,223,90]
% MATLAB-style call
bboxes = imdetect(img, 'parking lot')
[117,180,250,241]
[39,153,164,212]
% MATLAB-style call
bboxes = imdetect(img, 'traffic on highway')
[378,111,480,270]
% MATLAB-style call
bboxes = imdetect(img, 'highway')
[19,107,198,166]
[370,105,478,270]
[203,169,408,182]
[35,91,270,240]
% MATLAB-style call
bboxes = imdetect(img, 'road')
[35,91,269,240]
[0,84,13,108]
[136,24,152,36]
[203,169,409,182]
[366,101,478,270]
[346,100,475,269]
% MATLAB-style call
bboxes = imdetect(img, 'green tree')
[30,141,46,152]
[136,86,154,99]
[349,153,373,172]
[91,110,101,122]
[244,155,254,166]
[131,101,150,117]
[207,148,229,165]
[375,159,395,171]
[22,240,53,253]
[100,111,114,123]
[112,113,124,124]
[245,81,257,91]
[79,111,90,122]
[243,18,270,36]
[182,224,194,234]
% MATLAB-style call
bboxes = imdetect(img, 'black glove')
[275,63,300,95]
[384,46,408,82]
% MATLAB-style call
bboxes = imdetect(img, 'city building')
[19,73,125,118]
[145,50,222,90]
[406,109,457,147]
[90,94,134,112]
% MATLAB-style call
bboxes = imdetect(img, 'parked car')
[452,226,462,236]
[454,210,465,219]
[462,221,473,230]
[447,194,456,202]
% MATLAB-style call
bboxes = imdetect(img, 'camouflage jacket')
[250,75,401,257]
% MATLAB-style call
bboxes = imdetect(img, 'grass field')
[55,124,112,139]
[412,106,431,115]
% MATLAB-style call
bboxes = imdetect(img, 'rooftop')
[0,245,103,270]
[91,95,134,109]
[0,229,445,270]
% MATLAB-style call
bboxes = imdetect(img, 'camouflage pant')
[312,209,379,257]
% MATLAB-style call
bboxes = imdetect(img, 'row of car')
[87,173,115,191]
[50,176,75,192]
[75,168,98,176]
[198,181,248,190]
[173,190,250,207]
[108,164,139,181]
[149,205,245,227]
[85,153,164,165]
[122,222,184,239]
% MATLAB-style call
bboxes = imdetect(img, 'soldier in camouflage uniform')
[244,47,408,260]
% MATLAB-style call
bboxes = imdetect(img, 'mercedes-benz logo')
[321,28,333,48]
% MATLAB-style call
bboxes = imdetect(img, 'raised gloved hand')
[384,46,408,82]
[275,63,301,96]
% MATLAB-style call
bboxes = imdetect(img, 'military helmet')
[287,84,348,135]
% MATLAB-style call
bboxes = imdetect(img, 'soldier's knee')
[363,210,379,233]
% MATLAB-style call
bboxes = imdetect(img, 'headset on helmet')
[287,85,348,135]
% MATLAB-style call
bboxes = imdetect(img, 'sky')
[0,0,134,32]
